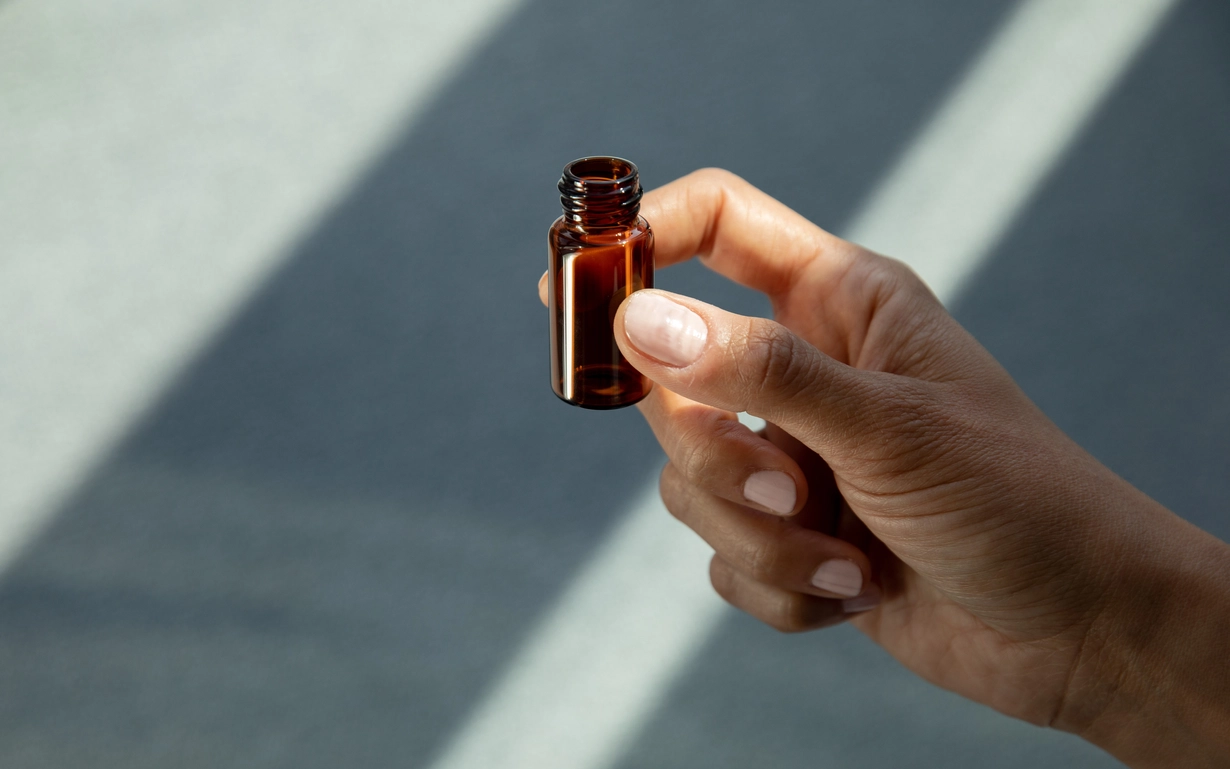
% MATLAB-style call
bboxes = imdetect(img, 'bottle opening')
[563,157,637,185]
[558,156,642,225]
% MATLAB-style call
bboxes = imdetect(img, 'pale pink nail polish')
[622,292,708,367]
[743,471,796,515]
[810,559,863,598]
[842,584,881,613]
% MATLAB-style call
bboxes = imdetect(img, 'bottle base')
[553,391,649,410]
[552,364,651,410]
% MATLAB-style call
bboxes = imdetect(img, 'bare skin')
[537,169,1230,767]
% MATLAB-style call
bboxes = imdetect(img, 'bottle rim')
[560,156,638,189]
[558,156,642,226]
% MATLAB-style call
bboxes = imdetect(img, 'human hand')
[537,169,1230,767]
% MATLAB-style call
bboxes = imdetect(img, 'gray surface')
[0,0,1226,767]
[957,0,1230,538]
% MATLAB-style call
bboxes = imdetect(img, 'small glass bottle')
[548,156,654,409]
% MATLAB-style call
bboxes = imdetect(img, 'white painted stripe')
[0,0,522,568]
[425,483,722,769]
[422,1,1177,768]
[846,0,1178,301]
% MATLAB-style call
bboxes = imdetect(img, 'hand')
[537,169,1230,767]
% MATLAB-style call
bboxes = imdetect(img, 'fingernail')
[623,292,708,367]
[842,584,881,614]
[810,559,863,598]
[743,471,797,516]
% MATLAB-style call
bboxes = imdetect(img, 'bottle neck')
[558,156,642,230]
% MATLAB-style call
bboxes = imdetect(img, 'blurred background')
[1,0,1227,766]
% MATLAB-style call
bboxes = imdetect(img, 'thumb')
[615,290,886,455]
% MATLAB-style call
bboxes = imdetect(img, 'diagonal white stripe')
[0,0,522,570]
[425,484,720,769]
[846,0,1179,301]
[421,1,1179,768]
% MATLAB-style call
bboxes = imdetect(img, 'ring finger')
[661,462,874,601]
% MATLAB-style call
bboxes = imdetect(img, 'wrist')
[1055,507,1230,767]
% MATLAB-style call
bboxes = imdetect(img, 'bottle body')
[548,215,654,408]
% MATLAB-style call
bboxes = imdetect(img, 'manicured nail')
[842,584,881,614]
[810,559,863,598]
[622,291,708,367]
[743,470,797,516]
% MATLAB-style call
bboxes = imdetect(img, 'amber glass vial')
[548,156,655,409]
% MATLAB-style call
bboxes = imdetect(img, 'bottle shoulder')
[549,216,652,247]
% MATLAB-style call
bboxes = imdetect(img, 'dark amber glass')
[549,157,654,409]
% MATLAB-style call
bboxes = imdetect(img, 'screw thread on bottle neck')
[558,156,642,229]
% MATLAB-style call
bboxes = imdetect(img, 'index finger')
[641,168,858,299]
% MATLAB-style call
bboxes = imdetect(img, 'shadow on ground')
[0,1,1226,767]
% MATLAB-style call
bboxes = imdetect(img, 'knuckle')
[690,167,744,191]
[859,252,924,296]
[659,461,723,528]
[708,557,735,601]
[676,415,743,487]
[709,556,828,635]
[852,253,945,323]
[658,463,690,521]
[677,430,719,486]
[879,255,934,299]
[741,533,788,586]
[738,320,813,403]
[767,593,821,634]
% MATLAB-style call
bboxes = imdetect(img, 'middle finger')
[637,384,807,518]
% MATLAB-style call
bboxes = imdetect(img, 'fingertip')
[619,290,711,369]
[537,271,548,307]
[710,557,850,633]
[742,469,800,517]
[841,582,882,614]
[809,558,865,598]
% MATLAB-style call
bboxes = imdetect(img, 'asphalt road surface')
[0,0,1226,766]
